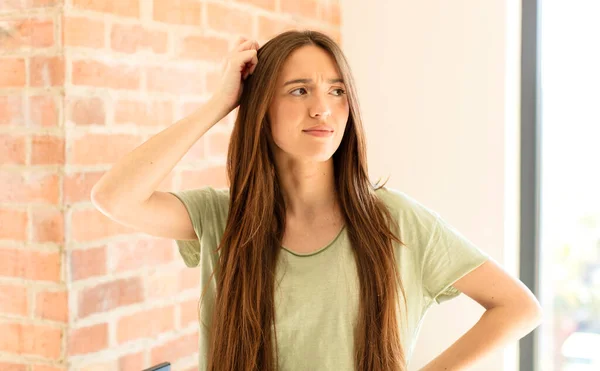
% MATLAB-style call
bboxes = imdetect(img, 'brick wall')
[1,0,340,370]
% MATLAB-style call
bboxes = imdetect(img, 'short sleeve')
[421,214,491,304]
[168,186,228,268]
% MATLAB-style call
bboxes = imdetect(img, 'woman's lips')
[303,130,334,137]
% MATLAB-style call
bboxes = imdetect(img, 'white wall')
[340,1,522,370]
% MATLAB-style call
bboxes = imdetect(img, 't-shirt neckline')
[281,225,346,257]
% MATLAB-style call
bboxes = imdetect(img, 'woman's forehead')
[278,47,342,85]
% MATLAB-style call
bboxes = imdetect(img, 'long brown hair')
[205,30,408,371]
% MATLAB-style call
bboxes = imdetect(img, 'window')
[525,1,600,370]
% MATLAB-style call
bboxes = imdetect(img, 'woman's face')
[267,45,350,163]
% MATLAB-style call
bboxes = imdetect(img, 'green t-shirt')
[168,186,490,370]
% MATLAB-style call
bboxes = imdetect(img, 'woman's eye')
[290,88,346,96]
[291,88,307,96]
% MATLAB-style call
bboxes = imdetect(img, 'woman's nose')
[309,98,332,118]
[311,109,331,118]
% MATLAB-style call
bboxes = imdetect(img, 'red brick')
[30,56,64,87]
[70,246,106,281]
[68,323,108,355]
[181,167,227,188]
[178,35,229,62]
[70,133,142,165]
[0,208,27,240]
[119,352,144,371]
[79,361,117,371]
[35,289,68,322]
[0,322,62,359]
[0,172,60,204]
[117,306,175,343]
[72,60,140,90]
[146,271,179,300]
[111,23,168,54]
[0,0,58,12]
[153,0,201,25]
[31,365,67,371]
[150,333,197,365]
[234,0,276,11]
[0,362,27,371]
[31,207,64,243]
[114,99,173,126]
[280,0,318,18]
[77,278,144,318]
[0,59,26,87]
[180,298,198,327]
[30,95,58,127]
[257,16,297,41]
[112,238,173,273]
[63,171,104,203]
[0,19,54,51]
[0,134,26,165]
[67,96,105,126]
[0,247,61,281]
[319,0,341,25]
[206,130,230,157]
[146,65,203,95]
[206,3,253,36]
[63,16,104,48]
[0,284,28,316]
[70,208,134,242]
[72,0,139,18]
[180,266,199,290]
[0,95,24,126]
[31,135,65,165]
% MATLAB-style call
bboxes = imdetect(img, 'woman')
[92,30,543,371]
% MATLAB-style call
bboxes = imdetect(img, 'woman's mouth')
[303,130,334,137]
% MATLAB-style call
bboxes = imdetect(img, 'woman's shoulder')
[374,186,440,224]
[169,186,231,221]
[375,186,426,210]
[205,186,230,211]
[175,186,229,202]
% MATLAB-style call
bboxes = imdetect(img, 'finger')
[232,38,249,52]
[239,39,258,52]
[238,48,257,66]
[238,50,257,78]
[248,54,258,74]
[243,62,252,80]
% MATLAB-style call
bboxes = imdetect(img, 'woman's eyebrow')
[283,78,344,86]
